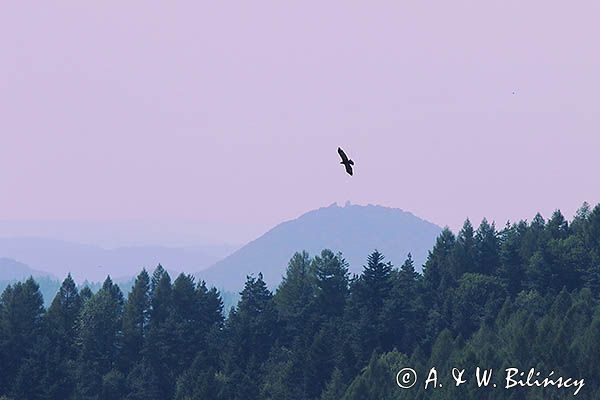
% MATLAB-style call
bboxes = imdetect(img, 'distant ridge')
[0,257,54,281]
[198,203,442,290]
[0,238,236,282]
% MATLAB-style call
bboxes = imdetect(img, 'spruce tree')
[224,273,278,400]
[361,250,393,309]
[42,274,82,399]
[452,219,477,278]
[145,266,176,399]
[0,278,45,394]
[314,249,349,319]
[275,251,316,344]
[475,218,500,275]
[422,227,456,299]
[75,277,124,398]
[497,222,526,297]
[121,269,151,370]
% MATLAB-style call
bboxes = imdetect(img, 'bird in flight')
[337,147,354,176]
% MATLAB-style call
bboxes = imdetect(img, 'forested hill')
[1,203,600,399]
[0,257,52,281]
[198,202,441,289]
[0,238,236,282]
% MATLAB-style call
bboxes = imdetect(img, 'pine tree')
[75,276,124,398]
[422,227,456,299]
[259,347,305,400]
[100,369,127,400]
[343,351,409,400]
[0,278,45,394]
[80,285,94,304]
[125,357,162,400]
[42,274,82,399]
[345,251,394,366]
[521,213,547,260]
[451,273,506,336]
[314,249,349,319]
[174,351,221,400]
[475,218,500,275]
[398,253,418,283]
[384,253,423,352]
[547,209,569,240]
[320,368,346,400]
[304,323,338,398]
[224,273,278,400]
[274,251,316,343]
[197,282,224,330]
[452,219,477,278]
[361,250,393,309]
[171,273,203,375]
[276,251,315,313]
[497,222,526,297]
[145,266,176,399]
[47,274,81,347]
[121,269,151,370]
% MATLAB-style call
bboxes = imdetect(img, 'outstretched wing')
[344,163,353,176]
[338,147,349,163]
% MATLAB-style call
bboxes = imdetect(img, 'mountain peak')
[198,203,442,290]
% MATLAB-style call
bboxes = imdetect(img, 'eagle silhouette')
[337,147,354,176]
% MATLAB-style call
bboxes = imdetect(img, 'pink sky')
[1,1,599,244]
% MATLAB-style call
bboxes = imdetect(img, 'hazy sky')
[1,1,599,245]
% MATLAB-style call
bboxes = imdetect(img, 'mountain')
[198,203,442,290]
[0,238,237,282]
[0,257,53,281]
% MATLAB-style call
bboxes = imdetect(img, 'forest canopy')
[1,203,600,399]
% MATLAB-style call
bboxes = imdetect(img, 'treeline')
[0,276,240,312]
[1,203,600,399]
[0,277,103,309]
